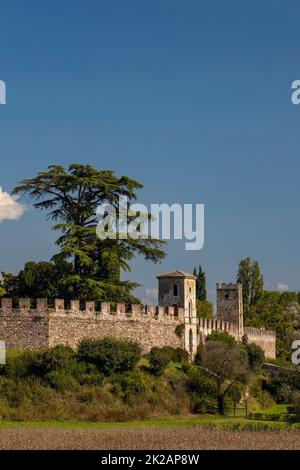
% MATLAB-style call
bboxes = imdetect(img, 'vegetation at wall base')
[0,335,298,423]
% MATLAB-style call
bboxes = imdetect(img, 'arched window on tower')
[173,284,178,296]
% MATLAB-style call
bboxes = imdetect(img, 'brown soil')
[0,426,299,450]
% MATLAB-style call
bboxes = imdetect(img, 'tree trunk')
[217,394,225,415]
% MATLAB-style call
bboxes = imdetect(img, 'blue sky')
[0,0,300,304]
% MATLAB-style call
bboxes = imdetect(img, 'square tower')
[157,270,197,358]
[216,283,243,335]
[157,270,196,317]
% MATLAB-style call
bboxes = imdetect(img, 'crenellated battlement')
[0,298,185,322]
[243,327,276,358]
[0,297,187,353]
[244,327,276,341]
[198,317,240,340]
[216,283,242,290]
[0,271,277,359]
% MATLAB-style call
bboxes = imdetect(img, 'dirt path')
[0,426,299,450]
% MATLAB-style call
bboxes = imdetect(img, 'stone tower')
[157,270,197,357]
[216,283,244,335]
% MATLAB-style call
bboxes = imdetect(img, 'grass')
[0,413,299,431]
[255,404,288,415]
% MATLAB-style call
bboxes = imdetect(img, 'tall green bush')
[78,338,141,375]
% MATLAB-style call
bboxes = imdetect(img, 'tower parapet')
[216,283,243,336]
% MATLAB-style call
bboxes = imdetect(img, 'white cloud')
[277,282,289,292]
[141,288,158,305]
[144,288,158,298]
[0,187,25,222]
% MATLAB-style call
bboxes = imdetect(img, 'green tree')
[200,337,248,414]
[13,164,165,302]
[236,257,263,318]
[249,298,293,359]
[206,330,237,347]
[196,299,214,319]
[193,265,206,301]
[1,261,72,299]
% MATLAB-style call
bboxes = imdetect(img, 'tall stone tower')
[157,270,197,357]
[216,283,244,335]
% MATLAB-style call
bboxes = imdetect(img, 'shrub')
[78,338,141,375]
[111,370,146,403]
[265,369,300,403]
[186,367,217,413]
[194,342,205,365]
[154,346,189,364]
[241,343,265,371]
[0,378,27,407]
[186,367,215,396]
[77,371,103,387]
[175,324,185,338]
[38,345,77,375]
[44,370,78,391]
[0,350,42,379]
[148,348,171,376]
[77,390,96,404]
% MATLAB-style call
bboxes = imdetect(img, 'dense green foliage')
[196,299,214,319]
[264,368,300,404]
[192,265,212,318]
[198,333,249,414]
[78,338,141,375]
[241,343,265,372]
[237,257,264,317]
[5,164,166,302]
[0,340,216,421]
[0,336,297,422]
[195,332,267,414]
[1,261,72,300]
[148,348,170,376]
[147,347,189,376]
[235,258,300,360]
[193,265,207,301]
[246,291,300,359]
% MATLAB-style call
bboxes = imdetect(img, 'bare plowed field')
[0,426,299,450]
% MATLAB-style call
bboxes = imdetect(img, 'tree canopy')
[193,265,207,301]
[12,164,166,302]
[237,257,263,318]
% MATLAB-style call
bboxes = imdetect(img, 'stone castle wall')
[244,327,276,359]
[197,319,276,358]
[0,299,185,353]
[0,298,49,349]
[0,298,276,359]
[198,318,240,341]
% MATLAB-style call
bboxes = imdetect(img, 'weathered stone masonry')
[0,271,276,359]
[0,298,185,353]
